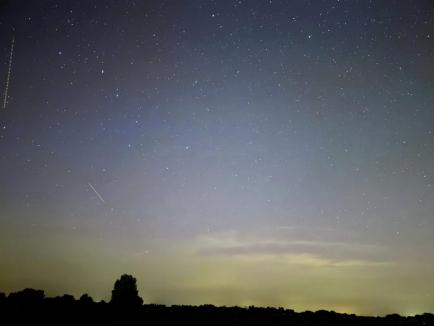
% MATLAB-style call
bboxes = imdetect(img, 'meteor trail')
[3,35,15,109]
[88,182,105,203]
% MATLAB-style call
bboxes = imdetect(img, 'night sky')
[1,0,434,316]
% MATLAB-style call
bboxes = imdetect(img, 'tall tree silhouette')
[110,274,143,308]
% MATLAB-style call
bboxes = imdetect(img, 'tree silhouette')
[0,292,6,305]
[8,288,45,307]
[79,293,94,305]
[110,274,143,308]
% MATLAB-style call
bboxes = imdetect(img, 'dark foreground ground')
[1,290,433,325]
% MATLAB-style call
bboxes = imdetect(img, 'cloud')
[195,230,389,265]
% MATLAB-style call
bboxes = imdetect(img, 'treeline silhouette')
[1,274,433,325]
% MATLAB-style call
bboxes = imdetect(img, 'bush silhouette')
[110,274,143,308]
[8,288,45,307]
[0,292,6,305]
[79,293,94,305]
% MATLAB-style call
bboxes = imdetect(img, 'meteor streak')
[3,35,15,109]
[88,182,105,203]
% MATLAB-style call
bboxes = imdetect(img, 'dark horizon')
[2,272,434,318]
[2,274,434,321]
[1,0,434,317]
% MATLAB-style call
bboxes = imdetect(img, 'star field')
[1,0,434,315]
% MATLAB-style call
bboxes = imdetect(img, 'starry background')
[1,0,434,316]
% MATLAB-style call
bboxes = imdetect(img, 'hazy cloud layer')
[195,230,388,265]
